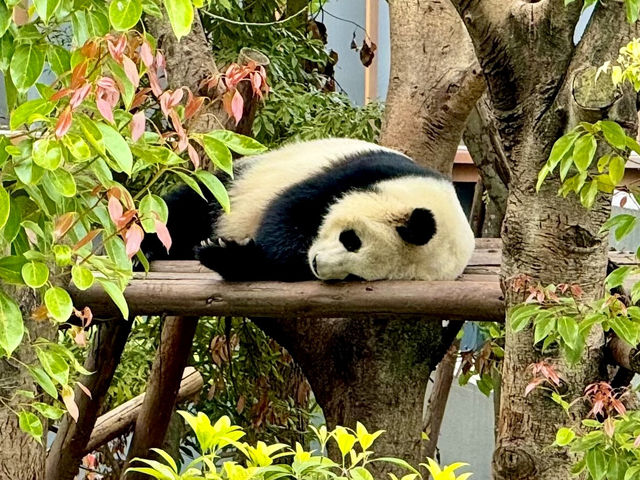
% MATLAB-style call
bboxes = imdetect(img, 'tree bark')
[122,316,198,479]
[380,0,484,177]
[449,1,640,478]
[0,286,57,480]
[46,319,134,480]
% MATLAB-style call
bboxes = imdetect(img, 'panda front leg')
[195,238,273,281]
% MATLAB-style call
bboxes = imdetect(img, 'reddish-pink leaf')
[131,111,146,142]
[159,91,171,117]
[148,69,163,97]
[131,88,151,109]
[155,51,166,70]
[77,381,92,399]
[621,196,628,208]
[54,212,78,240]
[125,223,144,258]
[231,89,243,124]
[73,229,101,251]
[140,41,154,68]
[108,195,124,224]
[70,83,91,109]
[72,327,87,347]
[251,73,262,97]
[634,435,640,447]
[70,62,88,89]
[51,88,72,102]
[55,106,73,138]
[62,386,79,422]
[169,88,183,108]
[154,219,172,253]
[96,98,115,124]
[122,55,140,88]
[524,378,544,396]
[185,92,205,120]
[187,143,200,169]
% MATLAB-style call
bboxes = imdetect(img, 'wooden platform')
[70,239,635,322]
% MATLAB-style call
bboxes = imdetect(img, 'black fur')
[196,150,445,281]
[396,208,437,245]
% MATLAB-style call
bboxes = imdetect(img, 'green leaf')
[33,0,61,23]
[44,286,73,322]
[10,99,54,129]
[62,134,91,161]
[580,180,598,209]
[599,121,627,150]
[555,427,575,446]
[204,130,267,156]
[601,214,638,241]
[21,262,49,288]
[32,402,64,420]
[0,184,9,230]
[509,304,540,332]
[548,131,580,170]
[609,155,626,186]
[53,245,72,266]
[0,32,14,71]
[201,135,233,177]
[139,194,168,233]
[48,169,77,197]
[109,0,143,31]
[627,136,640,155]
[0,256,27,284]
[86,9,110,37]
[606,265,633,289]
[557,316,579,349]
[96,278,129,319]
[28,366,57,398]
[163,0,193,40]
[14,160,45,186]
[609,317,639,346]
[194,170,230,213]
[2,198,21,244]
[0,288,24,356]
[71,265,94,290]
[10,44,45,92]
[47,45,70,76]
[0,0,12,37]
[573,134,597,172]
[586,449,607,480]
[76,114,105,155]
[36,349,69,385]
[33,139,63,170]
[97,123,133,175]
[626,0,640,23]
[19,411,43,444]
[534,314,555,344]
[175,171,205,199]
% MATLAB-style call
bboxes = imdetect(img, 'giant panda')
[143,138,475,282]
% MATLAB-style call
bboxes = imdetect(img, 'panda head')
[307,176,475,281]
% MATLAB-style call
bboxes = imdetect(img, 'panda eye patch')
[339,229,361,252]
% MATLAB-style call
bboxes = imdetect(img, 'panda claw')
[218,238,227,247]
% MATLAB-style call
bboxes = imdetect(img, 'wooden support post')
[122,316,199,479]
[46,318,133,480]
[85,367,203,453]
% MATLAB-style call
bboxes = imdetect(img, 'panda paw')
[195,237,262,280]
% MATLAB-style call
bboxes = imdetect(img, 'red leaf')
[96,98,115,124]
[187,143,200,169]
[70,62,88,89]
[108,195,124,224]
[155,51,166,70]
[524,378,544,396]
[231,89,243,124]
[140,41,154,68]
[169,88,183,108]
[54,212,78,240]
[125,223,144,258]
[55,106,73,138]
[148,69,163,97]
[77,381,92,399]
[73,229,101,251]
[185,91,205,120]
[159,91,171,117]
[131,111,146,142]
[154,220,172,253]
[122,55,140,88]
[131,88,151,109]
[51,88,72,102]
[69,83,91,109]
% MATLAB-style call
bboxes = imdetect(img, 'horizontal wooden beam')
[85,367,203,453]
[70,239,634,322]
[71,277,504,321]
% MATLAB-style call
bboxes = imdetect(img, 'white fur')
[215,138,402,240]
[307,176,475,281]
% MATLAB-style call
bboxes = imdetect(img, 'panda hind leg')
[195,238,271,281]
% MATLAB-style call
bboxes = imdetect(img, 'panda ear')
[396,208,436,245]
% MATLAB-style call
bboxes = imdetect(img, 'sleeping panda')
[143,138,475,282]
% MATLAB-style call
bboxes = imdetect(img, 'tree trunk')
[255,317,460,468]
[0,286,57,480]
[380,0,484,177]
[448,1,640,478]
[46,318,134,480]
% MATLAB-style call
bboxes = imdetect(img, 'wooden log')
[85,367,203,453]
[71,279,505,321]
[46,318,133,480]
[123,317,199,479]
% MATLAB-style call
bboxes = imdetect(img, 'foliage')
[566,0,640,24]
[201,0,384,148]
[0,0,267,440]
[128,411,473,480]
[456,323,504,397]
